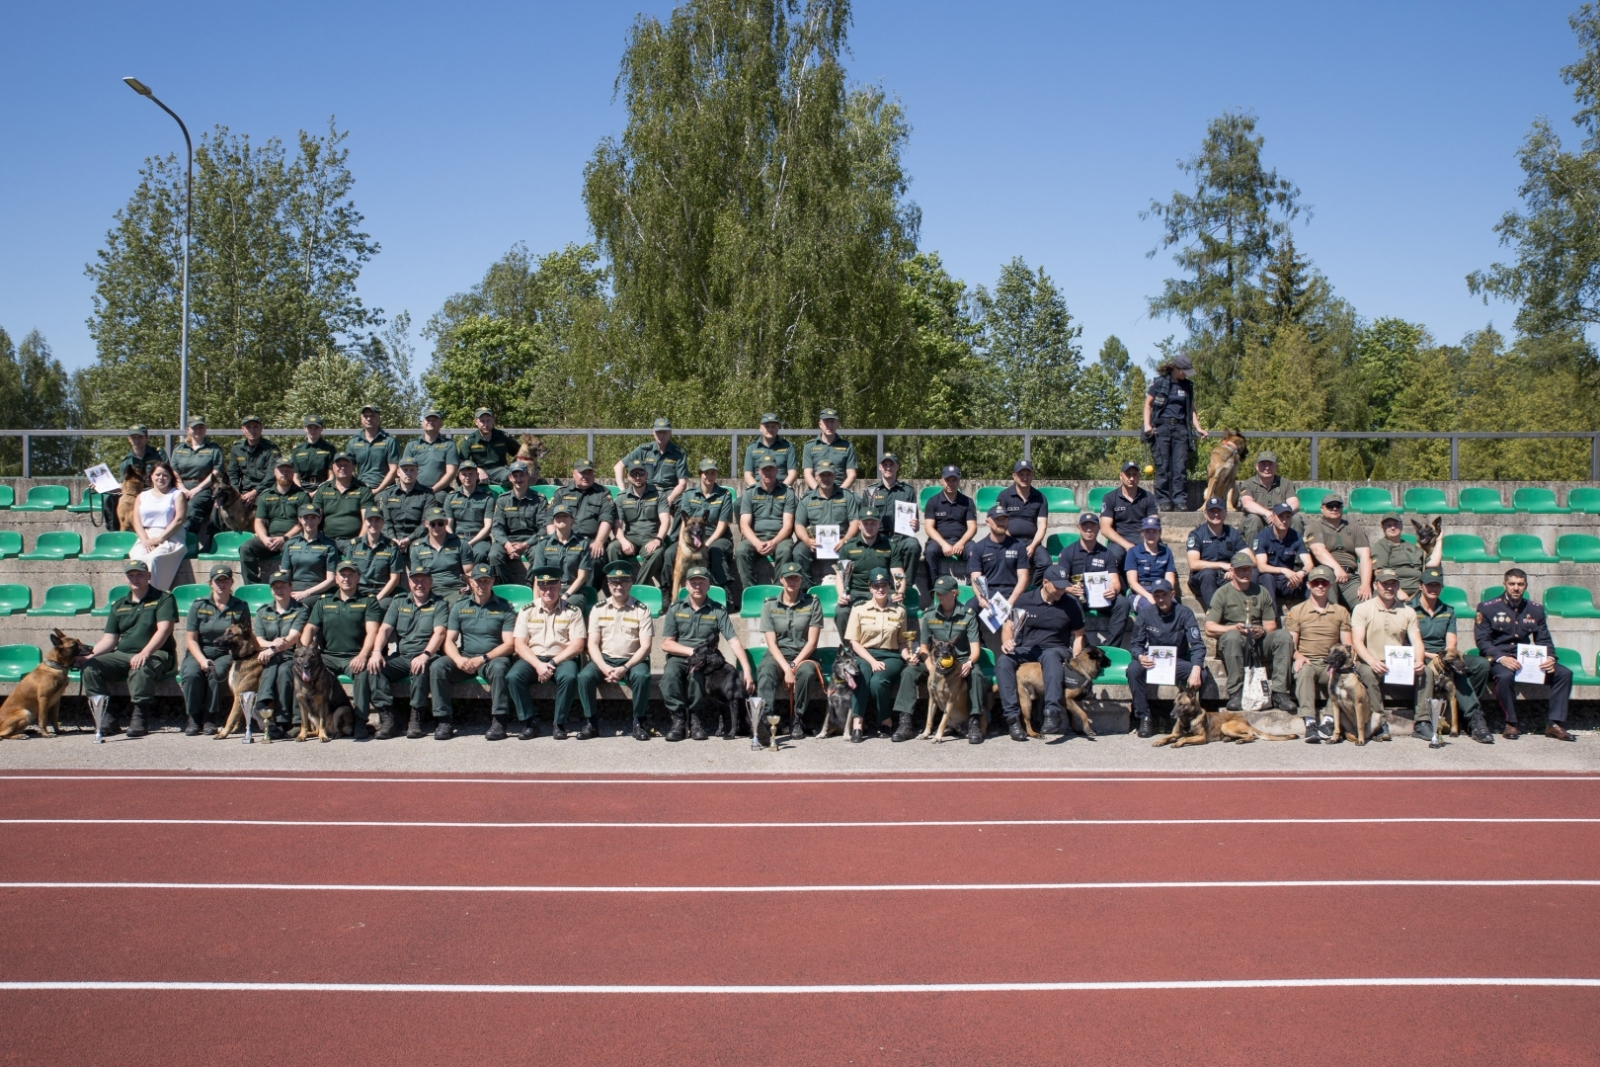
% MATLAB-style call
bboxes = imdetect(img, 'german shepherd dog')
[817,654,861,739]
[212,471,257,534]
[116,467,146,531]
[1015,645,1111,738]
[1411,516,1442,558]
[0,631,90,739]
[1153,680,1303,748]
[1323,645,1384,744]
[291,643,353,742]
[686,637,746,739]
[516,435,549,482]
[1202,431,1249,510]
[1427,646,1467,737]
[212,621,268,741]
[670,514,711,602]
[918,638,986,743]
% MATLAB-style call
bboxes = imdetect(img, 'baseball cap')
[208,563,234,580]
[332,451,354,464]
[474,407,493,419]
[652,417,672,431]
[683,565,711,581]
[867,567,892,585]
[304,414,323,427]
[1257,451,1279,465]
[359,404,379,414]
[456,459,479,472]
[129,424,148,436]
[274,455,296,468]
[755,451,778,469]
[508,461,530,474]
[1375,567,1401,583]
[1270,502,1293,517]
[1078,512,1099,527]
[818,408,839,421]
[335,558,361,574]
[1121,460,1140,473]
[550,502,573,517]
[1421,566,1444,585]
[268,568,293,585]
[1230,550,1256,568]
[187,415,207,428]
[421,408,442,420]
[1140,515,1162,530]
[987,505,1008,519]
[574,457,595,471]
[1013,458,1033,472]
[859,507,882,521]
[467,562,494,581]
[814,459,837,474]
[361,505,384,518]
[398,455,419,468]
[1171,354,1193,371]
[1307,565,1334,584]
[941,465,961,480]
[1043,563,1072,585]
[627,457,649,472]
[240,414,261,426]
[1322,496,1344,508]
[124,559,150,574]
[408,564,433,578]
[759,412,780,425]
[298,504,321,518]
[1381,511,1403,524]
[1205,496,1226,512]
[879,452,899,466]
[778,561,806,579]
[698,458,719,472]
[933,575,960,594]
[424,506,449,522]
[1147,577,1173,593]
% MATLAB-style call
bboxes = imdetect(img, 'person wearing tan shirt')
[507,564,588,739]
[1284,564,1352,743]
[1350,567,1426,739]
[577,559,655,739]
[844,567,912,742]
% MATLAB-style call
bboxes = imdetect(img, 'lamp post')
[123,77,191,433]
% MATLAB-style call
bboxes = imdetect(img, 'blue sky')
[0,1,1585,381]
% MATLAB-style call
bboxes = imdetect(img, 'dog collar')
[40,659,69,672]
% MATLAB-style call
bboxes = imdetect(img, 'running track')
[1,771,1597,1065]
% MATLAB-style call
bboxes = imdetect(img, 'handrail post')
[730,432,738,478]
[1592,434,1599,482]
[20,432,29,479]
[1023,432,1031,465]
[1449,436,1459,482]
[876,432,884,467]
[1308,434,1318,481]
[586,432,595,463]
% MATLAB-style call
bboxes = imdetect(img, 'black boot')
[576,717,599,740]
[550,719,568,740]
[967,714,984,744]
[518,718,538,740]
[665,712,687,742]
[351,715,369,740]
[1008,718,1028,742]
[1040,712,1062,736]
[632,717,651,741]
[183,713,201,736]
[1469,708,1493,744]
[689,713,708,741]
[374,710,398,740]
[485,716,507,741]
[405,708,425,739]
[1137,713,1154,739]
[890,712,916,742]
[790,713,806,740]
[127,705,149,738]
[434,719,453,740]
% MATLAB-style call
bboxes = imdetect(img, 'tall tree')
[0,328,86,475]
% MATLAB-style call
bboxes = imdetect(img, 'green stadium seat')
[18,531,82,561]
[745,645,766,672]
[184,532,199,559]
[1346,486,1397,514]
[606,485,621,499]
[1496,533,1558,563]
[27,584,94,617]
[902,586,921,614]
[170,584,209,615]
[1039,486,1078,511]
[1511,486,1570,514]
[1401,487,1459,514]
[1566,487,1600,514]
[67,490,105,513]
[633,585,665,617]
[487,484,506,496]
[1554,646,1600,686]
[957,584,977,604]
[1479,585,1505,605]
[494,583,532,607]
[0,531,18,560]
[0,644,42,682]
[0,485,12,508]
[81,531,138,561]
[237,584,274,612]
[1457,487,1515,514]
[1086,486,1114,512]
[576,586,599,612]
[918,485,942,510]
[1295,486,1331,512]
[92,585,130,617]
[740,584,781,618]
[1544,585,1600,619]
[1097,645,1131,686]
[11,484,71,511]
[1046,532,1070,558]
[1440,534,1496,563]
[533,485,558,501]
[1401,533,1418,544]
[978,646,996,687]
[197,531,253,562]
[1556,534,1600,563]
[0,585,31,616]
[675,585,728,607]
[1438,585,1471,613]
[339,674,355,685]
[974,486,1003,512]
[807,583,838,617]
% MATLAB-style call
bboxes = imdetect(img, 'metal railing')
[3,427,1599,481]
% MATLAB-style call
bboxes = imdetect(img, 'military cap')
[1257,451,1279,465]
[1140,515,1162,530]
[361,505,384,518]
[1205,496,1226,512]
[859,506,883,521]
[653,417,672,431]
[933,575,960,594]
[1422,566,1444,585]
[424,506,449,522]
[1013,458,1033,473]
[332,451,354,464]
[574,457,595,471]
[268,568,293,585]
[398,455,419,468]
[1230,550,1257,568]
[124,559,150,574]
[474,407,493,419]
[359,403,380,414]
[866,567,892,585]
[298,504,321,518]
[549,501,573,517]
[467,562,495,581]
[421,407,442,420]
[818,408,839,421]
[129,425,149,436]
[1270,501,1294,517]
[1380,511,1403,524]
[1171,354,1194,371]
[1307,565,1335,583]
[627,456,649,472]
[1375,567,1401,583]
[531,565,563,582]
[759,412,781,425]
[879,452,900,466]
[987,505,1008,519]
[698,458,719,472]
[755,451,779,469]
[187,415,207,428]
[604,559,637,580]
[1147,577,1173,593]
[408,564,433,578]
[1043,563,1073,585]
[335,558,361,574]
[1322,495,1344,508]
[240,414,262,426]
[814,459,837,474]
[274,454,296,468]
[777,561,806,579]
[683,565,712,581]
[456,459,479,472]
[508,460,531,474]
[208,563,234,581]
[941,464,961,480]
[304,414,323,427]
[1121,459,1140,473]
[1079,511,1099,526]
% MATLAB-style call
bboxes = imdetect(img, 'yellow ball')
[1142,464,1155,476]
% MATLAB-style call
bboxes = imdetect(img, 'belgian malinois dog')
[1202,431,1249,510]
[1153,681,1303,748]
[212,621,268,741]
[1323,645,1385,744]
[1015,644,1111,738]
[0,631,91,739]
[918,638,985,743]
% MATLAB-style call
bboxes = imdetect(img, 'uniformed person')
[1143,355,1208,511]
[506,564,586,739]
[1237,452,1300,543]
[577,560,655,738]
[1412,567,1492,744]
[1185,496,1245,610]
[1350,567,1426,738]
[373,566,449,738]
[550,458,617,584]
[844,568,912,740]
[801,408,858,490]
[103,425,168,531]
[281,506,340,603]
[489,461,548,583]
[967,506,1029,653]
[608,460,670,589]
[241,456,310,584]
[440,460,495,565]
[615,417,690,508]
[79,559,178,738]
[349,404,401,493]
[1284,566,1352,742]
[756,561,825,740]
[1123,515,1177,612]
[346,505,403,606]
[409,507,469,603]
[377,457,436,556]
[459,408,516,488]
[1371,513,1440,597]
[1474,569,1575,741]
[859,452,922,584]
[1205,551,1295,712]
[1253,502,1312,606]
[742,413,799,488]
[922,465,978,585]
[532,503,592,597]
[677,458,736,592]
[179,563,252,735]
[226,415,279,506]
[290,415,336,490]
[1100,460,1159,553]
[254,569,306,735]
[734,452,797,589]
[791,459,857,580]
[891,574,986,743]
[836,507,901,641]
[1057,512,1129,648]
[171,415,225,552]
[302,559,385,739]
[995,458,1052,580]
[1128,578,1214,737]
[429,563,518,740]
[311,453,374,553]
[659,566,754,741]
[1303,495,1373,609]
[402,408,461,492]
[995,563,1086,741]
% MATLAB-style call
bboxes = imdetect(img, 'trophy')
[89,695,109,744]
[837,560,854,598]
[766,713,782,752]
[746,696,766,751]
[973,575,990,602]
[1010,607,1028,651]
[240,691,260,744]
[1428,699,1445,749]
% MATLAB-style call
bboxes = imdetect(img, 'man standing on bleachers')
[1475,569,1575,741]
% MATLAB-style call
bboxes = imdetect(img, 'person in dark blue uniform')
[1123,515,1176,614]
[1100,461,1159,553]
[1184,496,1244,610]
[1474,569,1575,741]
[994,563,1085,742]
[966,506,1029,654]
[995,459,1051,580]
[1057,512,1129,648]
[1252,501,1312,606]
[1142,354,1208,511]
[1127,578,1214,738]
[922,465,978,585]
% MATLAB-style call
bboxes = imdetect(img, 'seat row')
[1441,533,1600,563]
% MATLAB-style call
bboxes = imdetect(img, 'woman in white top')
[129,461,189,591]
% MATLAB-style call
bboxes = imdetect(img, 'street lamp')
[123,77,191,434]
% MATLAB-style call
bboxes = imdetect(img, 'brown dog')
[116,468,146,531]
[1202,431,1249,510]
[212,477,257,533]
[1323,645,1384,744]
[670,515,711,602]
[1411,516,1442,558]
[1427,646,1466,737]
[516,435,549,482]
[918,639,987,743]
[212,621,268,741]
[1015,645,1111,738]
[816,654,861,739]
[1153,682,1303,747]
[291,644,353,742]
[0,631,91,739]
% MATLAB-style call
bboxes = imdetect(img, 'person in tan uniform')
[844,567,913,742]
[1350,567,1427,740]
[1283,564,1352,743]
[578,560,655,740]
[506,565,588,739]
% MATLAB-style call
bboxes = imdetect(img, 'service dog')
[1202,431,1249,510]
[116,467,146,531]
[1411,515,1442,557]
[918,639,987,743]
[1323,645,1385,744]
[212,621,268,741]
[0,630,90,739]
[1015,645,1111,738]
[291,643,353,742]
[212,477,257,533]
[670,514,712,602]
[516,435,548,482]
[1426,646,1467,737]
[817,654,862,739]
[685,637,746,738]
[1153,681,1303,747]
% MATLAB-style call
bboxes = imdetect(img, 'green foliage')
[0,328,89,476]
[1354,318,1428,431]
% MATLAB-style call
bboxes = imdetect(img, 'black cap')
[1013,459,1033,473]
[941,465,961,480]
[1043,563,1072,585]
[1205,496,1225,512]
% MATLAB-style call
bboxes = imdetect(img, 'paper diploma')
[980,594,1012,634]
[1084,571,1111,609]
[1384,646,1415,687]
[1147,646,1177,686]
[1516,644,1548,684]
[815,525,841,560]
[85,464,119,494]
[894,500,918,537]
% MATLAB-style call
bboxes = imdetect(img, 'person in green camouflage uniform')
[346,505,403,606]
[254,568,307,734]
[226,415,279,508]
[858,452,921,587]
[614,417,690,509]
[532,503,592,598]
[801,408,859,491]
[549,458,617,589]
[409,506,469,603]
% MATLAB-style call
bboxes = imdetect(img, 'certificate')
[1147,646,1177,686]
[1384,646,1416,687]
[1083,571,1111,609]
[815,525,841,560]
[85,464,119,494]
[894,500,918,537]
[979,595,1012,634]
[1516,644,1548,684]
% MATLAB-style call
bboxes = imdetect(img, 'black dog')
[686,638,747,740]
[818,654,861,739]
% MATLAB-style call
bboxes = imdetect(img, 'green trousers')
[733,538,796,590]
[429,655,512,719]
[507,656,580,722]
[852,652,905,723]
[238,537,283,584]
[577,655,651,721]
[1216,629,1294,697]
[373,655,435,714]
[82,649,175,704]
[320,651,388,720]
[1419,653,1489,720]
[180,651,235,724]
[893,659,988,718]
[606,541,667,588]
[660,656,746,717]
[755,653,823,724]
[257,654,297,723]
[1293,656,1332,714]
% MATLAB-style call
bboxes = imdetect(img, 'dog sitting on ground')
[212,621,268,741]
[1411,516,1442,558]
[516,435,548,482]
[116,468,146,531]
[1323,645,1385,744]
[1202,431,1249,510]
[817,654,861,739]
[670,515,711,603]
[0,630,90,739]
[1426,646,1467,737]
[918,639,987,743]
[1015,645,1111,738]
[291,643,353,742]
[685,637,746,739]
[1152,681,1304,748]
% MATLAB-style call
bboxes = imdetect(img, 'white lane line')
[2,978,1596,993]
[0,774,1595,785]
[3,817,1598,828]
[3,879,1596,894]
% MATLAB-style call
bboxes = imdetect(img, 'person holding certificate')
[1350,567,1427,740]
[995,563,1085,741]
[1057,512,1128,648]
[1127,578,1211,738]
[1474,569,1575,741]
